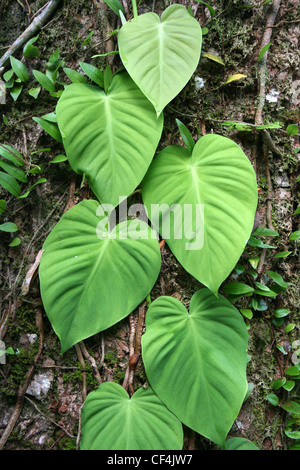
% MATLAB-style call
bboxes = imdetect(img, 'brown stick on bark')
[255,0,282,126]
[0,0,62,76]
[255,0,281,275]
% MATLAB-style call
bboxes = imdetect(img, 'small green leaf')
[276,343,288,354]
[63,68,87,84]
[104,65,113,94]
[92,51,119,58]
[289,230,300,241]
[234,264,244,274]
[223,282,254,295]
[293,207,300,215]
[9,237,21,247]
[254,282,271,292]
[284,429,300,439]
[79,62,104,88]
[10,85,23,101]
[248,257,259,269]
[0,171,21,197]
[103,0,125,16]
[286,124,299,136]
[267,393,279,406]
[248,236,276,248]
[0,222,18,232]
[0,145,26,167]
[0,199,6,214]
[50,154,68,163]
[81,31,94,46]
[48,48,60,63]
[281,401,300,414]
[18,178,47,199]
[240,308,253,319]
[274,308,290,318]
[272,377,286,390]
[5,346,14,355]
[254,289,277,298]
[252,227,278,237]
[28,87,41,99]
[187,5,194,17]
[266,270,290,289]
[283,381,295,392]
[33,117,62,143]
[285,366,300,376]
[258,42,271,62]
[23,35,40,58]
[176,119,195,153]
[273,251,292,259]
[195,1,216,16]
[33,70,56,93]
[41,112,57,123]
[3,69,14,82]
[251,297,267,311]
[256,121,282,130]
[10,56,29,82]
[285,323,295,333]
[0,161,27,182]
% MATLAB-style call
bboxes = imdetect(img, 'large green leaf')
[224,437,259,450]
[80,382,183,450]
[56,72,163,207]
[142,134,258,294]
[39,200,161,353]
[118,4,202,116]
[142,289,249,447]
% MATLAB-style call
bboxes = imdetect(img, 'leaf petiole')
[132,0,138,19]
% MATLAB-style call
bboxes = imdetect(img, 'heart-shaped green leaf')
[56,72,163,207]
[142,289,249,447]
[142,134,258,294]
[118,4,202,116]
[39,200,161,353]
[80,382,183,450]
[224,437,259,451]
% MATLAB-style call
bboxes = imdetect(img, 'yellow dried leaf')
[202,53,225,66]
[225,74,247,85]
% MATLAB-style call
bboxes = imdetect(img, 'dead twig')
[123,302,147,396]
[79,341,102,385]
[122,312,137,394]
[255,0,282,126]
[75,344,87,401]
[93,0,115,67]
[257,146,275,276]
[254,0,281,275]
[25,396,75,439]
[0,0,62,76]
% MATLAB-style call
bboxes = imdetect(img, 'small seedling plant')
[36,2,261,450]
